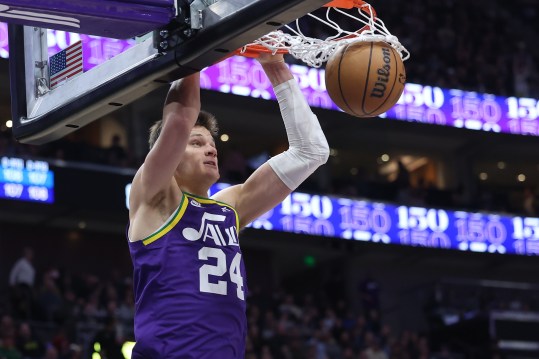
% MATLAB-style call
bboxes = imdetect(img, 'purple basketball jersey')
[128,193,247,358]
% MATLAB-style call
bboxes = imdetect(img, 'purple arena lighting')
[0,0,174,39]
[1,24,538,136]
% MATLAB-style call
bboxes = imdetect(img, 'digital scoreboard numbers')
[0,157,54,204]
[512,217,539,255]
[385,86,539,136]
[208,185,539,256]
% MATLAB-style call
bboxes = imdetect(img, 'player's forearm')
[164,73,201,122]
[260,61,294,87]
[268,79,329,190]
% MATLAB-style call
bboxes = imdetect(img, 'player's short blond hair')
[148,110,219,150]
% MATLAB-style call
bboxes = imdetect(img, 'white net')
[239,2,410,68]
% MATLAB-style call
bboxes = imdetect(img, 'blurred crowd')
[2,248,453,359]
[3,247,134,359]
[6,246,539,359]
[377,0,538,99]
[243,287,460,359]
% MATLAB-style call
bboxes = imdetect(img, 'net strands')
[237,0,410,68]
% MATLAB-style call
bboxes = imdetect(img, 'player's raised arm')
[136,73,201,205]
[214,54,329,227]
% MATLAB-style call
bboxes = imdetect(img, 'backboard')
[4,0,330,144]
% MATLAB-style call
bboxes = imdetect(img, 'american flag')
[49,41,83,89]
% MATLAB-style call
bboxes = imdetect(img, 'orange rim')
[234,0,376,58]
[233,45,288,58]
[323,0,367,9]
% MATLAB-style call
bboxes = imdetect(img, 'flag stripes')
[49,41,83,89]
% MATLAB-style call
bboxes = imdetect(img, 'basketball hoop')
[234,0,409,68]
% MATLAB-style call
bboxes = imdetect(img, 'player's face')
[178,126,219,183]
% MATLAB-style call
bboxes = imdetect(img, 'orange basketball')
[325,41,406,117]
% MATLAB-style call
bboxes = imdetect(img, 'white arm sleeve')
[268,79,330,190]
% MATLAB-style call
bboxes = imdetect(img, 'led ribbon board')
[0,25,537,136]
[201,57,539,136]
[123,182,539,256]
[210,183,539,256]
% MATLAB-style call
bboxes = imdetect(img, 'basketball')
[325,41,406,117]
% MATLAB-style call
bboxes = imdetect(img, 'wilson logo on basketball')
[370,47,391,98]
[325,41,406,118]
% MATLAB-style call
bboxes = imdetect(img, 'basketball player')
[127,53,329,358]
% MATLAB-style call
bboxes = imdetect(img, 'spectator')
[92,317,124,359]
[15,322,45,359]
[116,290,135,340]
[0,314,21,359]
[359,275,380,314]
[36,270,64,323]
[106,134,128,167]
[43,346,58,359]
[394,160,411,190]
[362,336,388,359]
[523,186,537,216]
[8,247,35,320]
[279,294,302,320]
